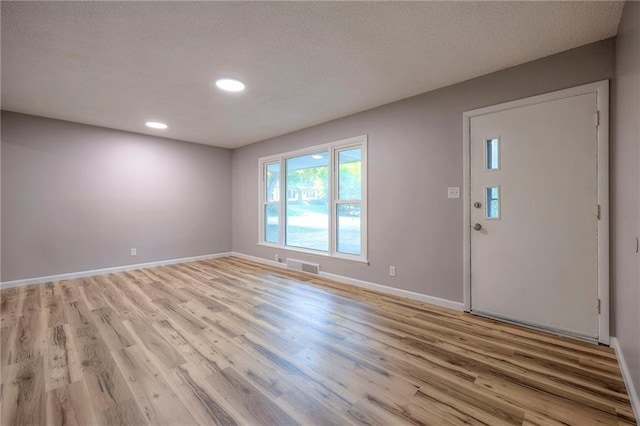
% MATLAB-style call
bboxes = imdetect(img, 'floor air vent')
[286,258,320,274]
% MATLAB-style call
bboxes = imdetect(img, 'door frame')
[462,80,610,344]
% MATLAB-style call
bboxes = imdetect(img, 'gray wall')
[613,1,640,402]
[1,112,232,281]
[232,39,615,303]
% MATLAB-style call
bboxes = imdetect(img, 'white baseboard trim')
[319,271,464,311]
[3,250,465,313]
[0,252,233,289]
[610,337,640,421]
[231,252,287,269]
[231,252,464,311]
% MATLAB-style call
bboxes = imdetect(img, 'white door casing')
[463,81,609,344]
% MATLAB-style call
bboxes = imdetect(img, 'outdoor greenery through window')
[286,152,329,251]
[259,135,367,260]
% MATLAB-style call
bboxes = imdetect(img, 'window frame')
[258,135,368,263]
[262,161,281,244]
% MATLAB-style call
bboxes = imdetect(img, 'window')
[336,148,362,255]
[259,135,367,261]
[286,151,329,251]
[263,162,280,243]
[485,186,500,219]
[485,137,500,170]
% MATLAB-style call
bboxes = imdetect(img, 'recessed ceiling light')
[311,154,323,160]
[215,78,245,92]
[145,121,168,129]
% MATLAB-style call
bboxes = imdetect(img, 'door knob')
[473,223,482,231]
[473,202,482,209]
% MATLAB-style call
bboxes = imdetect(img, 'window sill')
[256,242,370,265]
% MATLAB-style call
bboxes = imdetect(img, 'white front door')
[469,88,604,340]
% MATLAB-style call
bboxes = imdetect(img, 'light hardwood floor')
[0,256,636,425]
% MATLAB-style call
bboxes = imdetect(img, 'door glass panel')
[486,138,499,170]
[486,186,500,219]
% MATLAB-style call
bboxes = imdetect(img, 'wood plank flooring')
[1,256,636,425]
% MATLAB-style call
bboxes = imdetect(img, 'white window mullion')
[279,158,286,247]
[259,161,265,244]
[330,146,337,256]
[360,140,368,260]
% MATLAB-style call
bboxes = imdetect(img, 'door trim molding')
[462,80,610,344]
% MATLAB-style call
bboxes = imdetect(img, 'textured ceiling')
[1,1,623,148]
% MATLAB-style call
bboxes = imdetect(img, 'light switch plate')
[448,187,460,199]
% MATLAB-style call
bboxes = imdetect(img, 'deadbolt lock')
[473,201,482,209]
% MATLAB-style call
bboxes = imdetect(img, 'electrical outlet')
[447,187,460,199]
[389,266,396,277]
[131,248,137,256]
[274,253,280,262]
